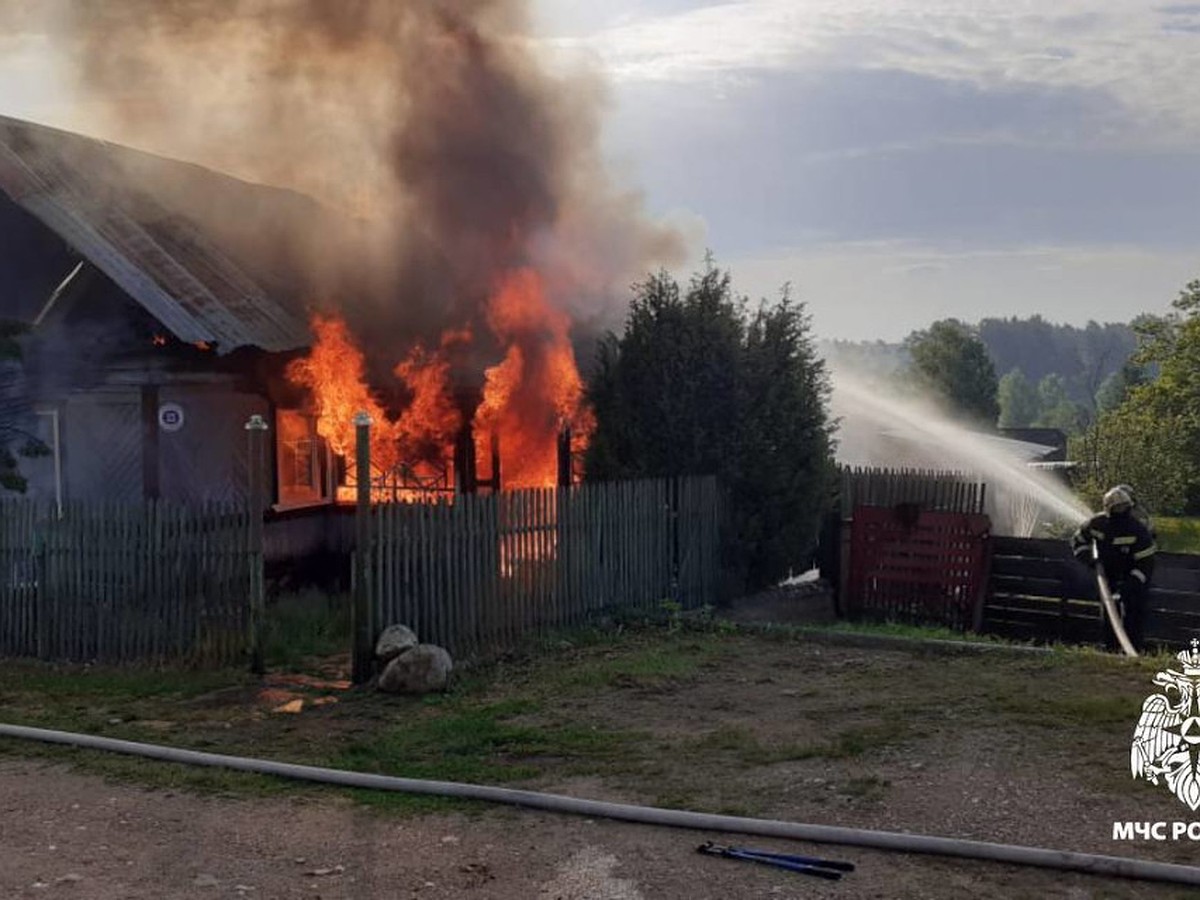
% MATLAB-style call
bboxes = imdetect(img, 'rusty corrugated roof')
[0,115,311,354]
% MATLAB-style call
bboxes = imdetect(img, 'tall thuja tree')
[586,266,743,480]
[586,261,835,593]
[735,289,835,585]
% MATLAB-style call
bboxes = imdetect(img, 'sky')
[1,2,1198,341]
[532,0,1200,340]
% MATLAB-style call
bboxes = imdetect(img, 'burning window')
[283,269,594,503]
[290,437,315,488]
[276,409,328,507]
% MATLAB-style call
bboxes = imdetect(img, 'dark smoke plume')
[3,0,683,386]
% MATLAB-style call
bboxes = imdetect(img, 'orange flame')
[284,315,397,471]
[473,268,592,490]
[286,269,592,501]
[393,335,463,459]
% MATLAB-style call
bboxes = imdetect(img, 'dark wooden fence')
[983,536,1200,649]
[831,512,1200,649]
[362,477,723,659]
[0,500,254,665]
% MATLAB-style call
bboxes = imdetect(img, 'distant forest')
[821,315,1139,407]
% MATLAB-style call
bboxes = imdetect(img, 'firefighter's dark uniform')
[1070,512,1157,651]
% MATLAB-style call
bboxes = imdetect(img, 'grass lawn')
[1153,517,1200,554]
[10,616,1200,900]
[0,618,1192,833]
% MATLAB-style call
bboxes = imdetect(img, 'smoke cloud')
[4,0,683,386]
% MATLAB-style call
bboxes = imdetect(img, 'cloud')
[555,0,1200,148]
[598,66,1200,255]
[886,261,950,277]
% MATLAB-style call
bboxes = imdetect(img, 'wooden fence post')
[245,414,269,675]
[557,425,572,488]
[353,411,373,685]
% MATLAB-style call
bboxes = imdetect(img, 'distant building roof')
[997,427,1067,461]
[834,420,1061,470]
[0,115,311,355]
[978,432,1060,462]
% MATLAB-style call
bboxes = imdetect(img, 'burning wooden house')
[0,116,590,510]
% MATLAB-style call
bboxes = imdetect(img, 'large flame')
[284,315,398,472]
[393,329,467,461]
[473,267,593,490]
[287,268,592,499]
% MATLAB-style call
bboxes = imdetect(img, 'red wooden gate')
[846,504,992,632]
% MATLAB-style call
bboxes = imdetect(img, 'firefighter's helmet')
[1103,485,1134,515]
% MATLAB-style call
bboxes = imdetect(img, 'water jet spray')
[829,370,1092,536]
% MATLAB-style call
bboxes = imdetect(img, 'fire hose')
[1093,541,1139,658]
[3,723,1200,887]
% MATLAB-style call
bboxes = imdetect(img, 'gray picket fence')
[838,466,987,516]
[1,477,724,668]
[0,500,254,666]
[363,476,723,659]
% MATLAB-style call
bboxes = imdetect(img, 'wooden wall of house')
[60,388,143,502]
[157,384,267,504]
[47,381,269,505]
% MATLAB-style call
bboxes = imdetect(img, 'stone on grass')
[375,624,419,662]
[378,644,453,695]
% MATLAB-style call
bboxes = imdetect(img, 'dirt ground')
[4,602,1200,898]
[0,759,1191,900]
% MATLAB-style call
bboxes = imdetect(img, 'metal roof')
[0,116,311,354]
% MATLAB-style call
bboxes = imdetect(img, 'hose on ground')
[1,722,1194,887]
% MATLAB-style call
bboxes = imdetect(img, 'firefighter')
[1070,486,1157,652]
[1114,482,1157,541]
